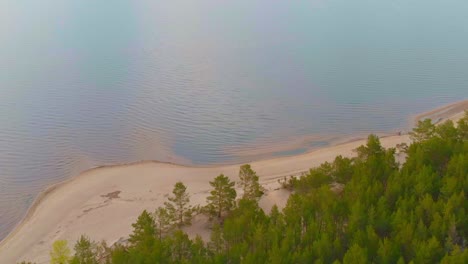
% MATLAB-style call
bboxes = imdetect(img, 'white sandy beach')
[0,100,466,264]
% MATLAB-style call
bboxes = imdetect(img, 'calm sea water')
[1,0,467,240]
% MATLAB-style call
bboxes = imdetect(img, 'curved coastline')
[0,160,182,250]
[0,133,404,250]
[411,99,468,125]
[0,100,466,263]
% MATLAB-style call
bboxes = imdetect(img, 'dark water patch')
[274,148,308,157]
[308,141,330,149]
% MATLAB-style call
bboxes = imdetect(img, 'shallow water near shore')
[1,0,468,240]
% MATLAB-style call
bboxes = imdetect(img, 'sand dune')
[0,100,466,264]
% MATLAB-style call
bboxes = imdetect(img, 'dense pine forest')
[22,113,467,264]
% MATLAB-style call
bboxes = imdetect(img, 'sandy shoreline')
[412,100,468,125]
[0,100,466,264]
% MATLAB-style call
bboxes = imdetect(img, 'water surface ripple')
[1,0,468,240]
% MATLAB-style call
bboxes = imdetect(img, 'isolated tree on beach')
[206,174,237,220]
[238,164,264,201]
[50,240,71,264]
[165,181,193,227]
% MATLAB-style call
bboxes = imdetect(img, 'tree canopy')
[164,181,193,228]
[49,240,71,264]
[238,164,265,201]
[205,174,237,220]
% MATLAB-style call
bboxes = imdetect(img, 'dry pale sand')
[0,100,466,264]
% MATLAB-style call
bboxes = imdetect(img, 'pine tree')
[343,244,368,264]
[70,235,98,264]
[209,223,225,254]
[191,235,209,263]
[206,174,237,219]
[167,230,193,262]
[154,207,172,240]
[456,111,468,140]
[410,119,436,142]
[165,181,193,227]
[128,210,156,248]
[238,164,264,201]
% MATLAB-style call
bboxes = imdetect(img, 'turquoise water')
[1,0,467,240]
